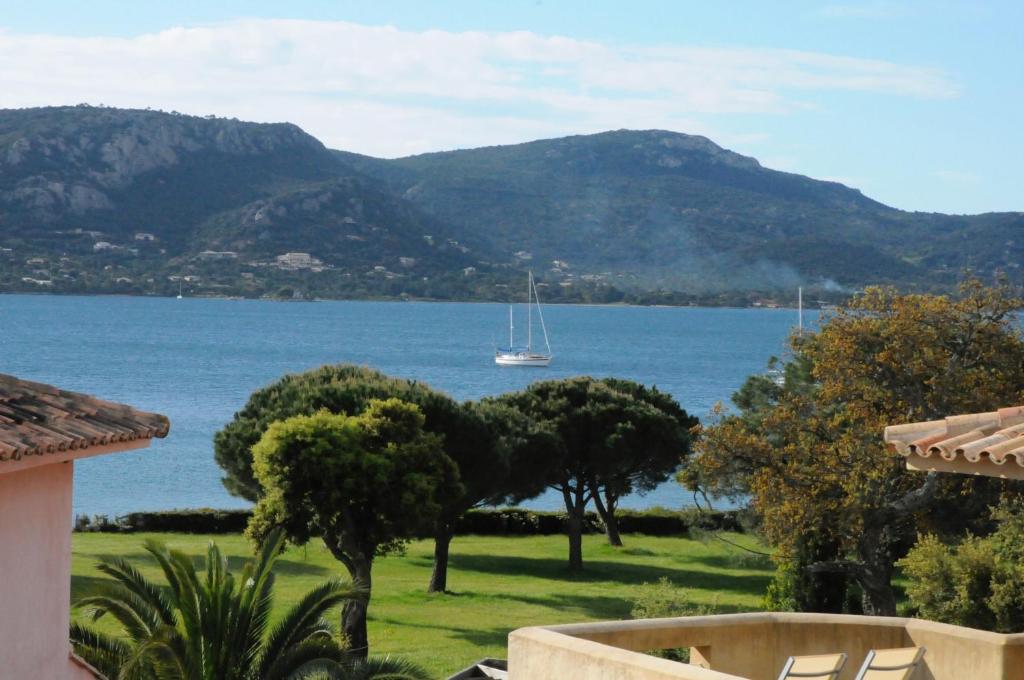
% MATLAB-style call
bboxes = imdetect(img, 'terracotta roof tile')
[884,407,1024,471]
[0,374,169,463]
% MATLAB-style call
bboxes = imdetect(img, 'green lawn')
[71,531,773,678]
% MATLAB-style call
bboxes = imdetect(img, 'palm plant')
[71,530,430,680]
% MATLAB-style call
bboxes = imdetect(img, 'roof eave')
[0,437,154,476]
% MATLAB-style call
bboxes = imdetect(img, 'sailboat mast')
[509,305,514,350]
[527,272,533,352]
[798,286,803,335]
[533,273,552,355]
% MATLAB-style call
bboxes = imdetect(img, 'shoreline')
[0,289,824,312]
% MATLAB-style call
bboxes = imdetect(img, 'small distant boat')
[767,287,804,386]
[176,281,183,299]
[495,271,553,367]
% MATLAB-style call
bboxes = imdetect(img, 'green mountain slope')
[0,106,492,299]
[338,130,1024,293]
[1,107,1020,302]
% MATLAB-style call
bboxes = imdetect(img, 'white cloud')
[0,19,957,157]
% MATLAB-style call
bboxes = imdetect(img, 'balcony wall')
[508,613,1024,680]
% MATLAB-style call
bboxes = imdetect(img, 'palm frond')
[232,530,285,676]
[344,655,434,680]
[116,624,187,680]
[263,637,348,680]
[70,622,134,680]
[76,589,159,641]
[73,530,421,680]
[259,578,362,677]
[95,556,176,626]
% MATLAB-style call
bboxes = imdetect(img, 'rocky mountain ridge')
[1,106,1020,302]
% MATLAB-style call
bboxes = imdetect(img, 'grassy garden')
[71,531,772,678]
[66,286,1024,678]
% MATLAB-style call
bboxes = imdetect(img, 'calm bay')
[1,295,808,517]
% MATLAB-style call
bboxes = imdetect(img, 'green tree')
[248,400,461,657]
[214,364,516,594]
[70,529,430,680]
[689,281,1024,615]
[498,377,695,569]
[215,365,452,502]
[426,399,552,592]
[587,378,698,546]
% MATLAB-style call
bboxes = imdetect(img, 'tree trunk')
[561,484,589,572]
[566,512,584,571]
[341,556,372,658]
[428,524,453,593]
[592,492,623,547]
[855,522,898,617]
[859,567,897,616]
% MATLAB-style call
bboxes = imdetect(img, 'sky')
[1,1,1021,214]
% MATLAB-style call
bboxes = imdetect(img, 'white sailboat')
[495,272,553,367]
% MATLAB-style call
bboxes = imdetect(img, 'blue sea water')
[0,295,809,517]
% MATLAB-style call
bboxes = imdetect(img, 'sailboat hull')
[495,352,552,367]
[495,271,553,367]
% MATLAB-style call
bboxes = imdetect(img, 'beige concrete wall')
[508,627,747,680]
[509,613,1024,680]
[0,462,84,679]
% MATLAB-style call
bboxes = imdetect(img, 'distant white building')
[93,242,116,252]
[275,252,321,270]
[398,257,416,268]
[197,250,238,261]
[134,233,157,241]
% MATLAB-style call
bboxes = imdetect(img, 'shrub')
[900,499,1024,633]
[899,534,996,629]
[629,577,719,664]
[762,533,859,615]
[73,508,253,534]
[73,506,745,537]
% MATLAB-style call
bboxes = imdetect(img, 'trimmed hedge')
[74,508,252,534]
[74,506,744,536]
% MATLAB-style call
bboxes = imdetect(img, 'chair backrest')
[777,652,848,680]
[853,647,926,680]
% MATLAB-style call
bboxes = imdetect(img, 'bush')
[73,508,252,534]
[762,533,860,615]
[629,577,719,664]
[73,506,745,537]
[900,498,1024,633]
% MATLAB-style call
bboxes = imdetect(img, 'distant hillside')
[0,106,495,300]
[1,106,1021,303]
[338,130,1024,293]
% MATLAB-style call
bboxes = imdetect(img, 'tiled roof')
[884,406,1024,470]
[0,373,169,463]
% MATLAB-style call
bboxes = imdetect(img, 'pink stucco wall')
[0,461,95,679]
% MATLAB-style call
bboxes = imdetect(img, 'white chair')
[853,647,926,680]
[777,652,847,679]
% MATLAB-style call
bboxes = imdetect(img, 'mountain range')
[1,105,1020,304]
